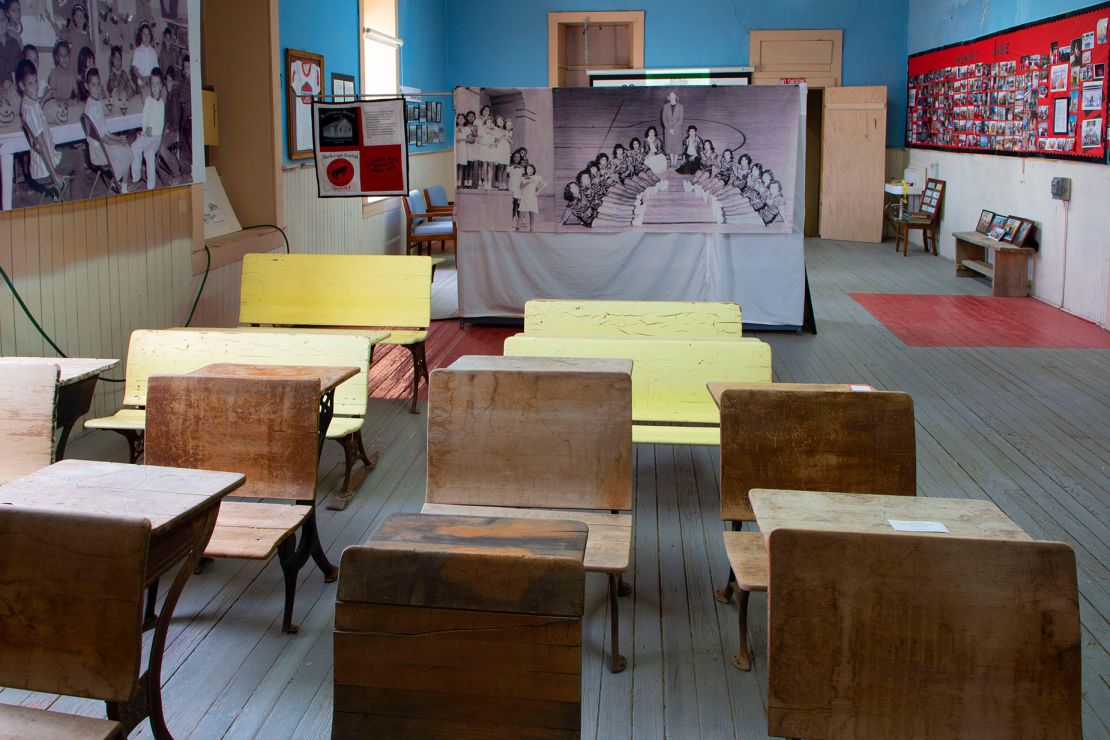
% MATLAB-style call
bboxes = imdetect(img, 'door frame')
[548,11,645,88]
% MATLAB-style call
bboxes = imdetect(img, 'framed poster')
[331,73,355,102]
[287,49,325,160]
[313,97,409,197]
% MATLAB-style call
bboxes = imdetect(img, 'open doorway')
[548,11,645,88]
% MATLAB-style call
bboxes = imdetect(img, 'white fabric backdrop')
[457,230,806,327]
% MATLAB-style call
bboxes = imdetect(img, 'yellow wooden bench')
[0,363,59,484]
[524,299,742,338]
[84,329,381,508]
[239,253,433,414]
[503,335,772,445]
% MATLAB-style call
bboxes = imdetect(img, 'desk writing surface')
[750,489,1032,541]
[706,382,857,409]
[0,357,118,384]
[0,460,244,534]
[187,363,358,394]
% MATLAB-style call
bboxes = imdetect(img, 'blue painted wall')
[400,0,452,151]
[443,0,910,146]
[909,0,1101,54]
[279,0,362,164]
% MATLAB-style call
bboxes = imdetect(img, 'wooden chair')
[895,177,944,256]
[0,363,59,484]
[144,374,323,633]
[0,507,150,739]
[421,355,635,673]
[767,528,1081,739]
[504,335,772,446]
[524,299,742,339]
[334,513,587,739]
[423,184,454,215]
[714,384,916,670]
[403,189,456,255]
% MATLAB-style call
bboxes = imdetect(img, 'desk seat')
[412,220,455,237]
[377,328,428,346]
[0,703,123,740]
[84,407,146,431]
[722,531,768,591]
[204,501,312,560]
[633,424,719,446]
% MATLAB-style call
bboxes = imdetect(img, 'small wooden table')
[952,230,1035,297]
[749,489,1032,541]
[0,459,244,739]
[0,357,119,459]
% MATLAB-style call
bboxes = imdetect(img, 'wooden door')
[819,87,887,243]
[750,30,842,88]
[548,12,645,88]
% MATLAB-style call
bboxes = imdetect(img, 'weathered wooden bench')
[239,252,433,413]
[768,528,1080,739]
[504,335,772,446]
[710,383,916,670]
[0,507,150,739]
[0,363,59,484]
[421,355,634,673]
[524,298,742,338]
[145,373,327,634]
[334,512,587,739]
[84,329,380,507]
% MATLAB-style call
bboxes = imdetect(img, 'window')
[360,0,401,212]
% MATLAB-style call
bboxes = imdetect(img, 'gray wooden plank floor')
[2,238,1107,739]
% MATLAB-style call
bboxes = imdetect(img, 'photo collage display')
[907,4,1108,161]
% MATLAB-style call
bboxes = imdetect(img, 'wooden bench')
[334,513,586,739]
[84,329,379,507]
[421,355,634,673]
[953,230,1035,296]
[767,529,1081,739]
[240,252,433,413]
[145,373,325,634]
[0,363,59,484]
[504,335,772,446]
[524,299,742,338]
[710,383,916,670]
[0,507,150,739]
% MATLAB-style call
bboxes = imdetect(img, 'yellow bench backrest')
[524,299,742,339]
[239,253,432,329]
[122,329,372,416]
[503,335,771,425]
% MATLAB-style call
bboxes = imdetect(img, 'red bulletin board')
[907,2,1109,162]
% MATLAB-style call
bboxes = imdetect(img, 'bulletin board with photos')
[405,98,448,152]
[907,2,1109,162]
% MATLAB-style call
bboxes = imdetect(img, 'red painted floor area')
[369,319,517,401]
[850,294,1110,348]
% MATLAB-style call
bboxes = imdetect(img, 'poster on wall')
[312,97,408,197]
[0,0,202,212]
[907,2,1110,162]
[453,85,799,234]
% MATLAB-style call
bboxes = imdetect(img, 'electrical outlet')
[1051,177,1072,201]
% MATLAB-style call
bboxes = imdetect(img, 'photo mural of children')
[83,65,130,192]
[129,65,162,190]
[506,148,524,222]
[454,112,469,187]
[17,57,76,195]
[517,163,545,231]
[0,0,24,85]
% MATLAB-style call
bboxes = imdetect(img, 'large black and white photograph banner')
[453,84,799,235]
[0,0,202,211]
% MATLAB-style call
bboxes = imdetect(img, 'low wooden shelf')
[952,231,1034,297]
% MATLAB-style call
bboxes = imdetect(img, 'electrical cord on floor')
[0,242,214,383]
[241,223,291,253]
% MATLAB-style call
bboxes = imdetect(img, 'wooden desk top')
[750,489,1032,541]
[189,363,359,394]
[952,231,1036,254]
[448,355,633,375]
[0,459,244,535]
[175,326,391,343]
[706,382,868,409]
[0,357,119,385]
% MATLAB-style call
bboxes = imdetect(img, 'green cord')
[184,245,211,327]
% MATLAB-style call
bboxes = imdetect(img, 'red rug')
[849,294,1110,348]
[369,320,517,401]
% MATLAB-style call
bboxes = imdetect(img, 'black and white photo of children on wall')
[0,0,195,211]
[453,86,555,232]
[551,85,799,234]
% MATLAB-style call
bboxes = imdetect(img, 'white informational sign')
[888,520,950,533]
[313,98,409,197]
[202,167,241,240]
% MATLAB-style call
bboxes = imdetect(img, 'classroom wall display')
[453,84,800,235]
[0,0,202,212]
[312,97,408,197]
[287,48,323,160]
[907,2,1110,162]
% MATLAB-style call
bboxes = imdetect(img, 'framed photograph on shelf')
[986,214,1008,240]
[434,101,442,122]
[331,73,355,102]
[1000,216,1023,243]
[286,49,325,160]
[1011,218,1034,247]
[976,209,995,234]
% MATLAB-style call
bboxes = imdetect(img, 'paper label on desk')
[849,384,874,392]
[888,519,949,533]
